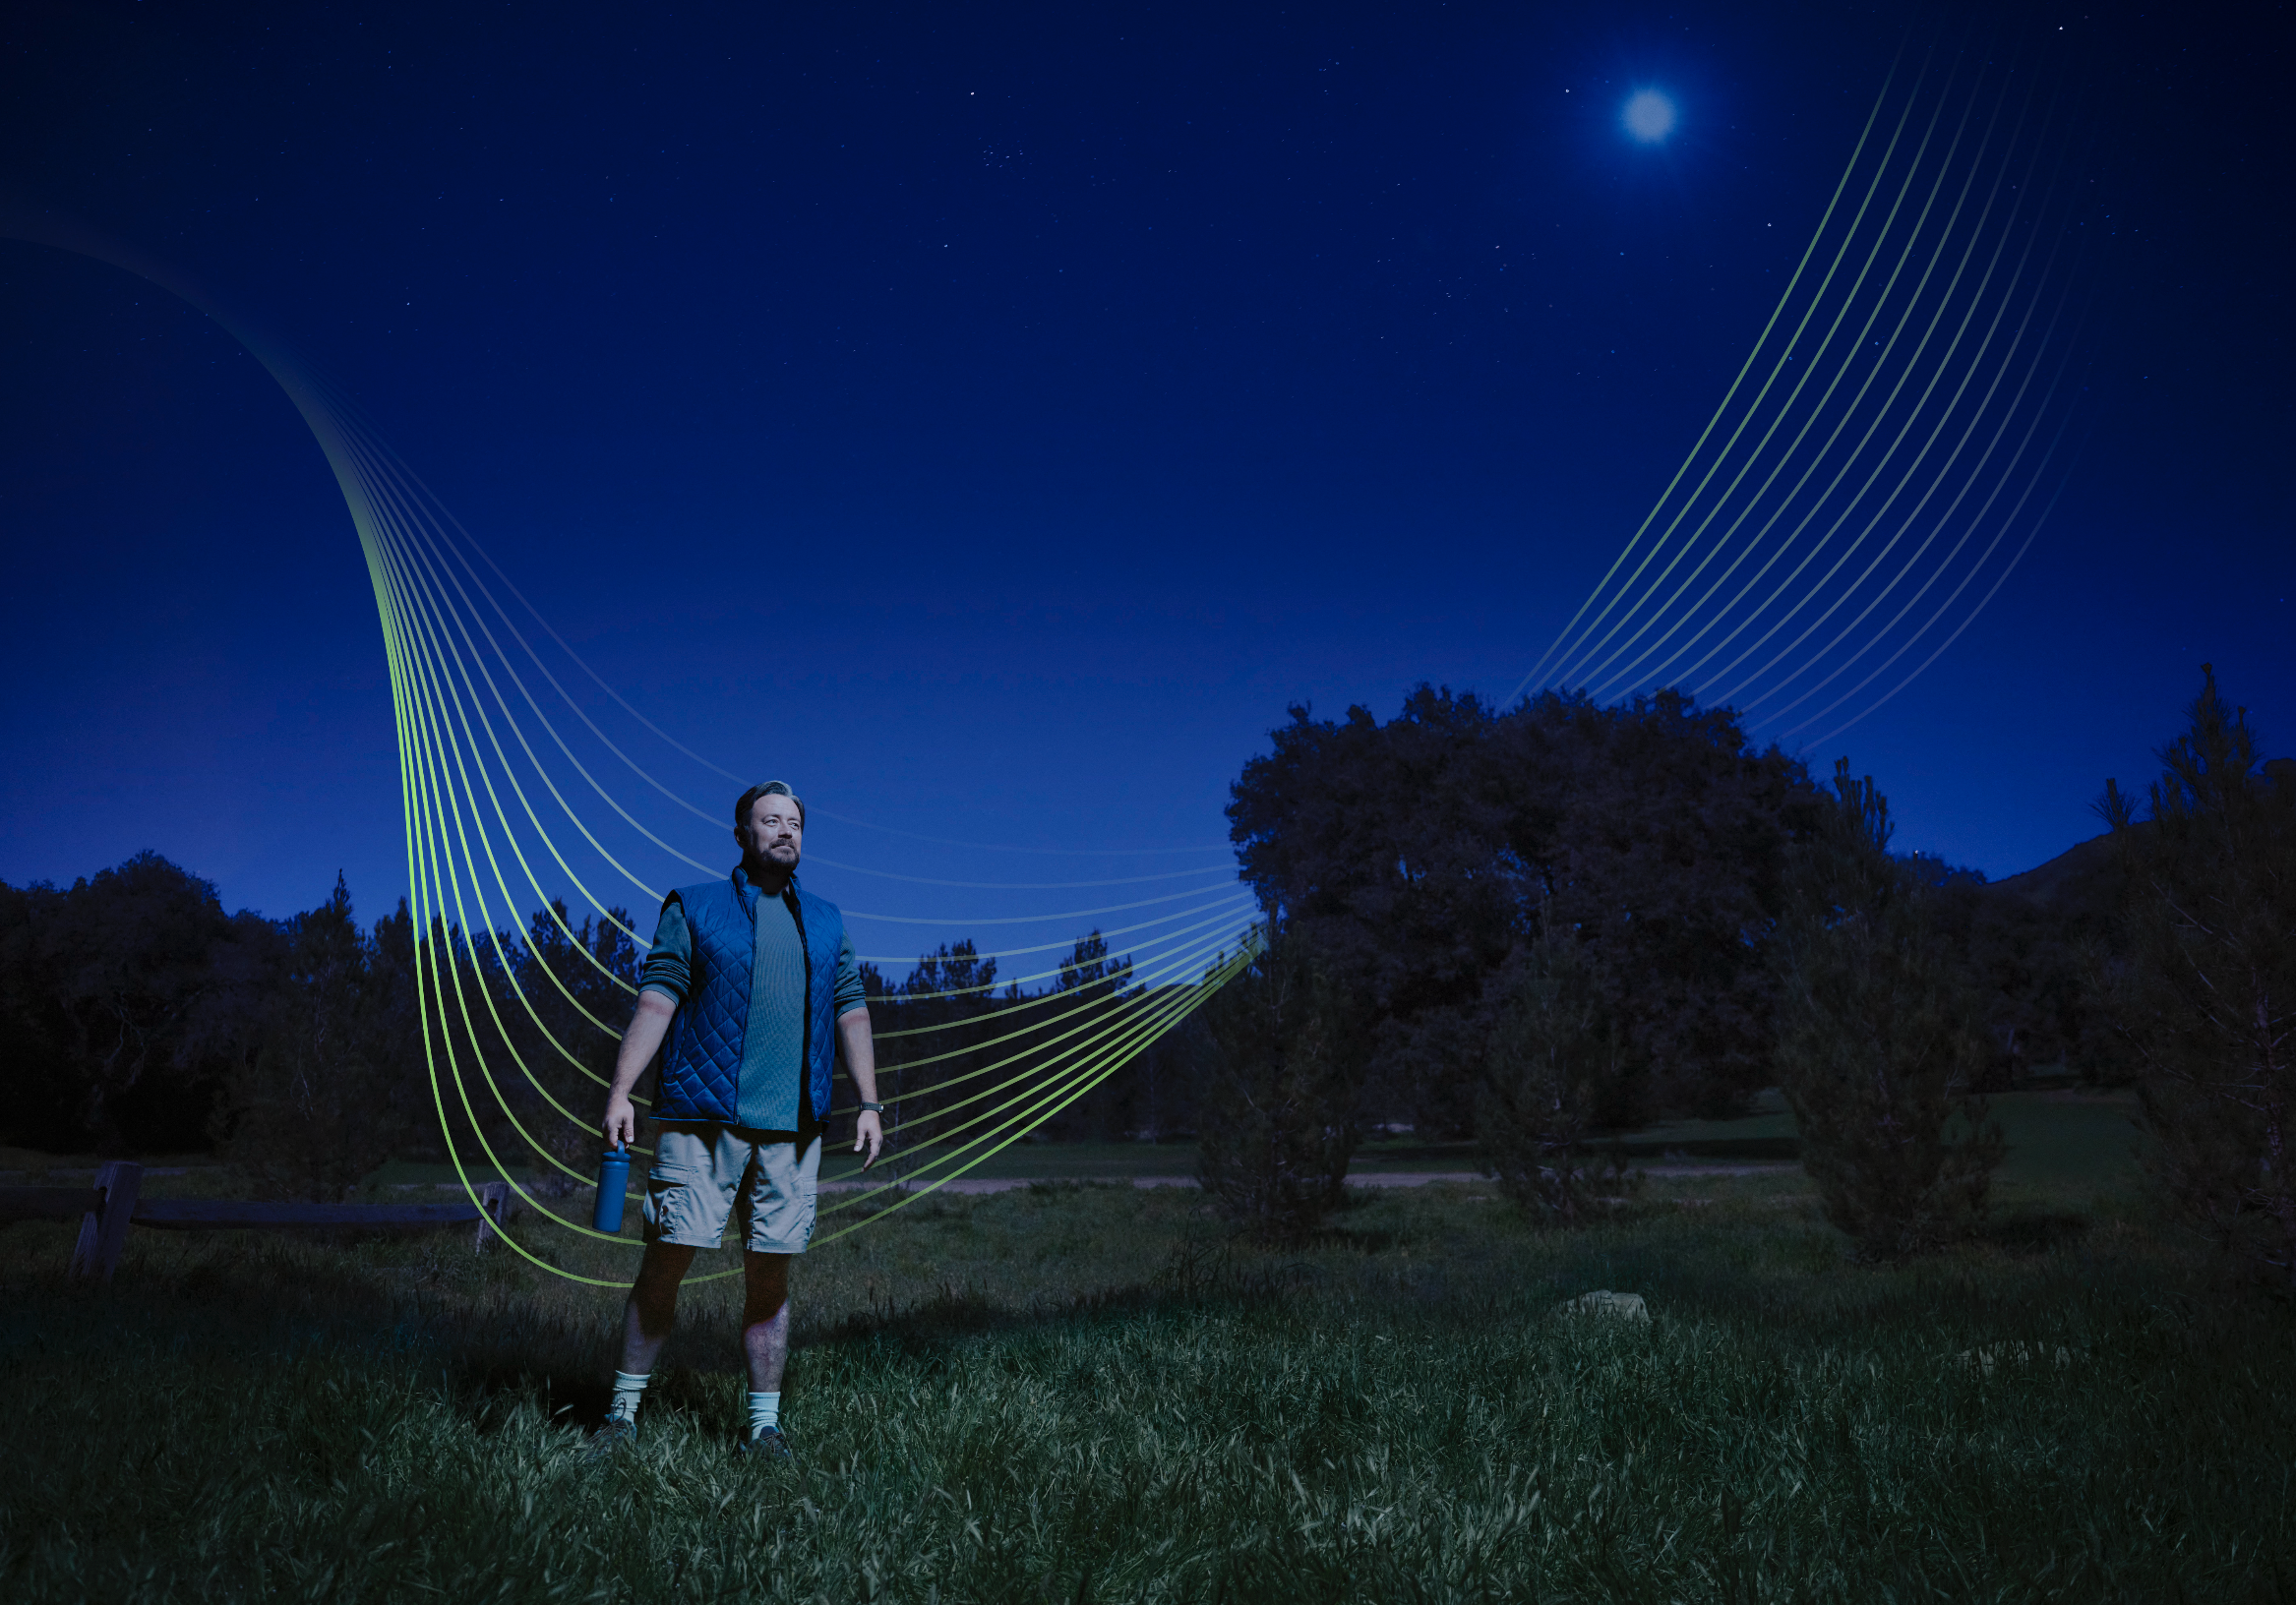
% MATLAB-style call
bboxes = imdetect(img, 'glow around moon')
[1623,90,1677,143]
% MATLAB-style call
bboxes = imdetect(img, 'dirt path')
[821,1164,1795,1195]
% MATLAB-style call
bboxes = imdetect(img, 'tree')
[1194,924,1367,1242]
[1774,760,2000,1260]
[2101,667,2296,1283]
[0,852,276,1152]
[1227,684,1814,1133]
[498,900,642,1190]
[1527,688,1816,1122]
[871,939,1004,1169]
[215,876,409,1200]
[1033,928,1167,1142]
[1474,915,1628,1222]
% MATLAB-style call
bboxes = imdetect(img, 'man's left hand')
[855,1109,884,1169]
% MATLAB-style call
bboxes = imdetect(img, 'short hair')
[735,780,805,834]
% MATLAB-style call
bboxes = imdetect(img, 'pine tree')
[2102,666,2296,1282]
[1775,760,2000,1259]
[217,875,409,1201]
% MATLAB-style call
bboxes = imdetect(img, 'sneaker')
[583,1413,638,1460]
[737,1423,794,1463]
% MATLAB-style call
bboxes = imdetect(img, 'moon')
[1623,90,1677,143]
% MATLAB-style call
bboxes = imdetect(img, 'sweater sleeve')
[833,928,868,1018]
[639,896,692,1004]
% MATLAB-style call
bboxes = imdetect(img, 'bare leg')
[742,1250,793,1393]
[618,1241,698,1374]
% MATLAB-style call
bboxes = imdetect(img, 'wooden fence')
[0,1162,518,1284]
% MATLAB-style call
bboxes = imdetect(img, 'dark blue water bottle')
[593,1147,631,1233]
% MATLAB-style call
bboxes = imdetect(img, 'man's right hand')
[602,990,677,1151]
[603,1092,639,1149]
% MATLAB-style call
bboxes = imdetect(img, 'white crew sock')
[747,1390,781,1438]
[609,1370,651,1422]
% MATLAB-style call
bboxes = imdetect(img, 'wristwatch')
[858,1100,886,1113]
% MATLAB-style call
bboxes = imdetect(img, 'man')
[589,780,884,1461]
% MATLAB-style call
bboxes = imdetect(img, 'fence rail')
[0,1163,516,1283]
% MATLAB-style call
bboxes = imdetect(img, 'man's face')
[741,795,804,870]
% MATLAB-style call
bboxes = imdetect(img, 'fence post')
[68,1160,142,1284]
[473,1181,511,1253]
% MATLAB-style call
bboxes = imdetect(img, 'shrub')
[2100,667,2296,1283]
[1775,760,2001,1259]
[1194,924,1366,1242]
[1474,918,1627,1222]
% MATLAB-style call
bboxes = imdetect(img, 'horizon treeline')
[0,682,2178,1177]
[0,855,1198,1178]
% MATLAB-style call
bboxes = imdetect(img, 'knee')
[631,1249,695,1311]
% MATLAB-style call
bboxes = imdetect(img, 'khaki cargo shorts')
[642,1121,822,1254]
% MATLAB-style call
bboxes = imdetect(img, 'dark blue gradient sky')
[2,0,2288,927]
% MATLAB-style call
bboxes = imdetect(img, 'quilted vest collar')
[731,863,805,922]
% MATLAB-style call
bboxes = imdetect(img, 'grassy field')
[4,1096,2288,1603]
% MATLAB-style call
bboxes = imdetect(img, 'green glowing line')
[330,410,1233,864]
[866,924,1247,1106]
[471,920,1253,1284]
[0,219,1262,1280]
[1755,225,2067,726]
[363,500,645,1070]
[385,553,619,1192]
[853,892,1256,969]
[1716,79,2050,714]
[870,903,1252,1044]
[376,477,1248,933]
[807,862,1235,891]
[1759,99,2085,729]
[1644,67,2075,716]
[1550,56,1954,695]
[353,435,739,890]
[380,515,663,1158]
[1803,417,2084,748]
[813,944,1255,1234]
[372,454,1258,1115]
[864,901,1254,1006]
[350,421,1242,892]
[1784,333,2083,740]
[868,896,1252,1020]
[378,482,1246,1248]
[1571,63,1988,698]
[1504,51,1907,704]
[827,944,1253,1206]
[845,883,1254,927]
[360,463,648,1022]
[353,455,657,974]
[351,442,673,921]
[393,495,1241,1117]
[855,970,1236,1160]
[816,919,1244,1116]
[1781,414,2057,736]
[1588,135,1997,702]
[1685,89,2040,710]
[388,565,618,1262]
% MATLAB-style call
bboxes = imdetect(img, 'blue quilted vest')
[654,869,848,1128]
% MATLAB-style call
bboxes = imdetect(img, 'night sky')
[2,1,2289,941]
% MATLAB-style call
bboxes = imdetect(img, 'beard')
[745,838,801,877]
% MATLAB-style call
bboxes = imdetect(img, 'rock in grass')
[1956,1341,2077,1377]
[1560,1290,1650,1323]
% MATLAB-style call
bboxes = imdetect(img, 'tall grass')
[3,1174,2291,1601]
